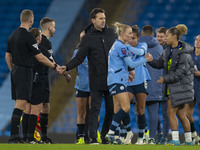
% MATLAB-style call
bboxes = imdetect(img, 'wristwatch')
[53,63,57,70]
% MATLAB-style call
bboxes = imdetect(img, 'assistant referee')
[5,9,61,143]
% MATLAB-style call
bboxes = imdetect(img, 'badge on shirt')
[48,49,53,54]
[32,43,39,50]
[121,48,126,55]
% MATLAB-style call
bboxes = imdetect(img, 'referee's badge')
[48,49,53,54]
[144,81,147,90]
[32,43,39,50]
[120,86,124,90]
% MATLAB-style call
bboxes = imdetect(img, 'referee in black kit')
[5,9,62,143]
[38,17,56,143]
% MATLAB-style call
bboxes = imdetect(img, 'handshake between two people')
[54,65,72,83]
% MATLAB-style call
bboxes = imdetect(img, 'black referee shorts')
[75,89,90,98]
[11,65,33,101]
[30,74,50,105]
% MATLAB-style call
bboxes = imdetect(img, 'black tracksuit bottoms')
[89,90,114,139]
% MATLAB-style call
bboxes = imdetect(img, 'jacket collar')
[84,23,108,34]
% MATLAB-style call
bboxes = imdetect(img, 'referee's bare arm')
[5,52,13,71]
[35,53,62,73]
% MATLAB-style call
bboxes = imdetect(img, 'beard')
[50,30,55,37]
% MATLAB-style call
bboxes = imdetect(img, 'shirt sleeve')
[66,36,89,71]
[27,33,41,56]
[124,56,147,69]
[6,40,11,53]
[125,43,147,56]
[117,45,128,58]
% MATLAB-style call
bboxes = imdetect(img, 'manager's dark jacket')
[66,24,117,90]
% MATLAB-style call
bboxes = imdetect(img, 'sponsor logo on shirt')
[32,43,39,50]
[120,86,124,90]
[121,48,126,55]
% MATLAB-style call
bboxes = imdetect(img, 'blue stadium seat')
[0,0,53,87]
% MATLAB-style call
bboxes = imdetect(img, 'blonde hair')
[176,24,187,35]
[20,9,33,23]
[168,24,187,40]
[114,22,130,36]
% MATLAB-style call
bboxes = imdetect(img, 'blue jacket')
[73,49,90,92]
[138,36,163,101]
[127,42,151,86]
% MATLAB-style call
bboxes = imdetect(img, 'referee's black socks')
[28,114,37,140]
[10,108,23,139]
[40,113,48,139]
[77,124,85,138]
[22,113,30,141]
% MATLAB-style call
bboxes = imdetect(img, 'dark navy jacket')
[139,36,163,101]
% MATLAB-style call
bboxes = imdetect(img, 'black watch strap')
[53,63,57,70]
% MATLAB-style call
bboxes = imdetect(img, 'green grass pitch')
[0,144,199,150]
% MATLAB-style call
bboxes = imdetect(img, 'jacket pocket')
[114,68,122,73]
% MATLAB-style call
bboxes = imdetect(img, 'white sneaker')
[106,134,115,144]
[119,136,125,144]
[143,130,149,144]
[135,138,145,145]
[124,131,133,144]
[148,138,155,145]
[192,135,200,145]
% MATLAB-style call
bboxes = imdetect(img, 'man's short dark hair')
[89,8,105,19]
[156,27,167,34]
[40,17,55,29]
[142,25,154,36]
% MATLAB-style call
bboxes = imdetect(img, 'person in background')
[148,24,194,145]
[37,17,57,144]
[155,27,170,145]
[127,25,151,145]
[187,35,200,144]
[138,25,164,144]
[25,28,55,144]
[106,22,152,144]
[73,31,91,144]
[62,8,116,144]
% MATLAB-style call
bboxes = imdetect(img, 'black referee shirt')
[33,45,53,75]
[7,27,41,67]
[40,35,53,55]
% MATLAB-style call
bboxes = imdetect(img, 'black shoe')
[8,138,26,144]
[84,136,91,144]
[90,138,99,145]
[41,137,55,144]
[101,137,109,144]
[27,138,39,144]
